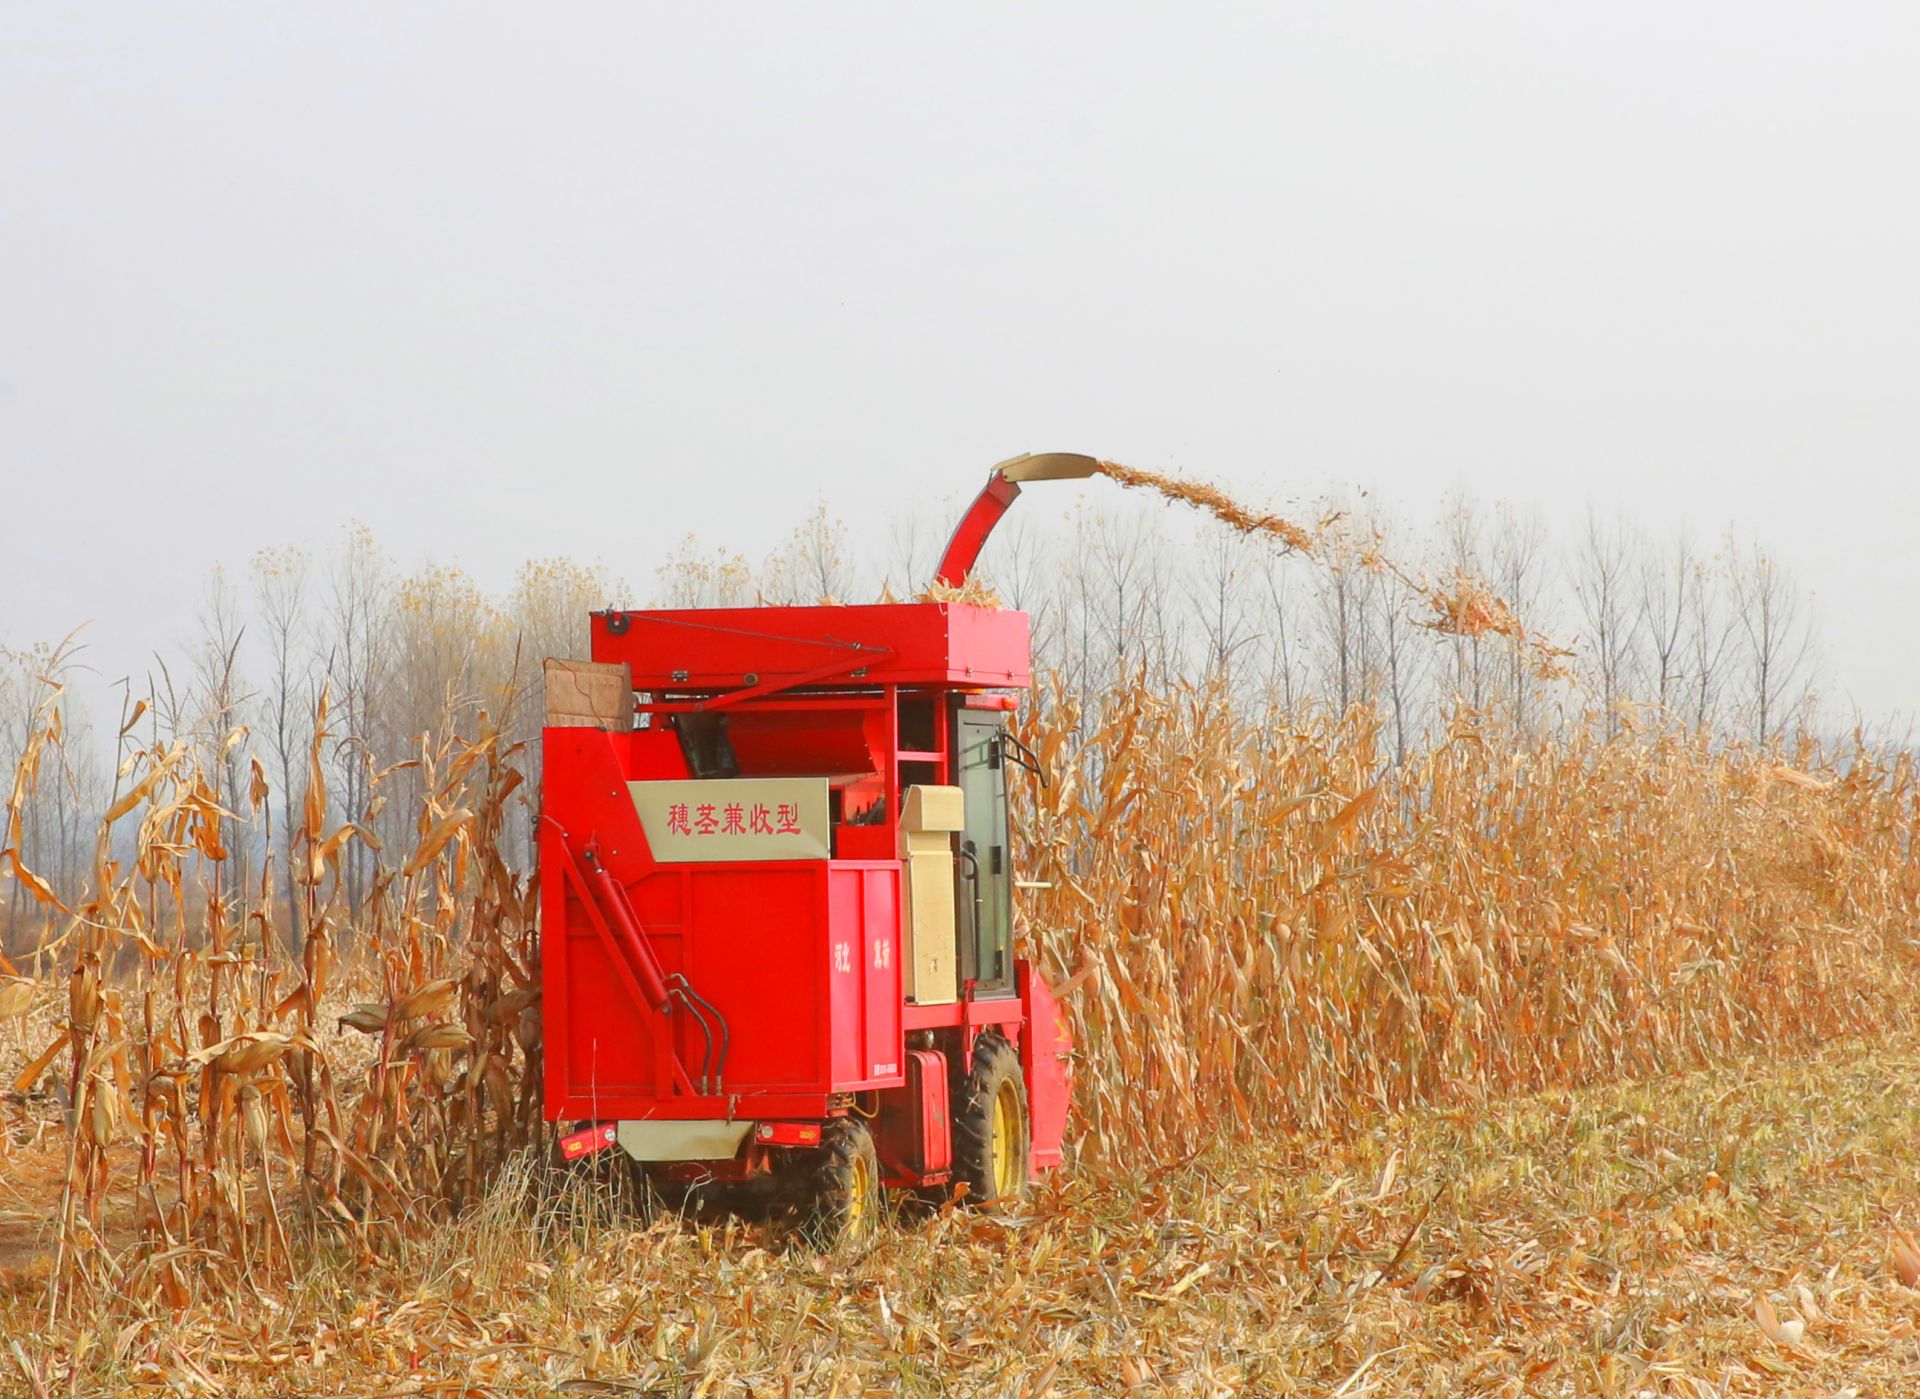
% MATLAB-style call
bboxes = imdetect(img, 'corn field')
[1,683,543,1314]
[1013,681,1920,1162]
[5,664,1918,1321]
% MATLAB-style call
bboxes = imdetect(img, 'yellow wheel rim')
[991,1079,1024,1198]
[847,1144,875,1238]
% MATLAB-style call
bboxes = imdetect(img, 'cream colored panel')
[902,783,965,833]
[629,777,830,862]
[899,785,962,1004]
[994,452,1100,483]
[616,1119,753,1162]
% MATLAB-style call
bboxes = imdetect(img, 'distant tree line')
[1,490,1827,952]
[662,491,1824,754]
[2,529,616,953]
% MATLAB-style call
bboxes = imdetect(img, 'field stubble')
[7,1025,1920,1394]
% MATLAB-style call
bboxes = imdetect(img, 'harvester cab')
[539,454,1093,1243]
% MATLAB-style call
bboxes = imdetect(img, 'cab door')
[953,708,1014,997]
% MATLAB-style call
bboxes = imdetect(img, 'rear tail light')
[559,1123,618,1160]
[754,1121,822,1147]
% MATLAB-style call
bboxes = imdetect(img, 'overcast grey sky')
[2,4,1916,719]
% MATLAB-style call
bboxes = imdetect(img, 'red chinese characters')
[659,794,809,843]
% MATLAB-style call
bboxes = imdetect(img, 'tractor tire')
[951,1031,1030,1205]
[800,1117,882,1250]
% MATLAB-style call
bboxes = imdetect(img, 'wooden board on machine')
[543,658,634,730]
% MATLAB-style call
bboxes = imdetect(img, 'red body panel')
[590,602,1031,694]
[825,863,904,1086]
[542,728,906,1123]
[1018,961,1074,1171]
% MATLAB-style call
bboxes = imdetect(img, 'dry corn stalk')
[3,681,542,1314]
[1012,676,1920,1163]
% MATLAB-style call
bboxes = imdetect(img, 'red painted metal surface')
[729,707,880,778]
[900,996,1023,1035]
[934,474,1021,585]
[933,454,1099,585]
[1018,960,1074,1172]
[551,844,694,1100]
[590,602,1031,695]
[875,1048,951,1185]
[542,726,907,1123]
[826,863,905,1088]
[580,850,672,1013]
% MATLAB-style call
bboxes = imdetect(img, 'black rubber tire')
[800,1117,882,1250]
[951,1031,1030,1205]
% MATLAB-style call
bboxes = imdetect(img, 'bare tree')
[1257,553,1306,714]
[189,567,252,905]
[507,557,622,861]
[980,517,1059,671]
[655,533,754,608]
[1440,493,1492,710]
[323,523,390,916]
[1681,548,1736,734]
[251,546,313,942]
[1052,507,1173,697]
[1189,529,1261,686]
[1730,541,1816,745]
[1638,528,1692,722]
[1090,510,1162,688]
[1128,523,1182,690]
[1368,516,1426,763]
[880,504,938,600]
[1310,525,1379,715]
[1569,506,1641,737]
[762,502,857,604]
[1489,501,1550,731]
[1052,512,1105,703]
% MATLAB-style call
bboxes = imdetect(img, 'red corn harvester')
[540,453,1092,1243]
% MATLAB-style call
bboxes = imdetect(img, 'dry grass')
[8,1028,1920,1394]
